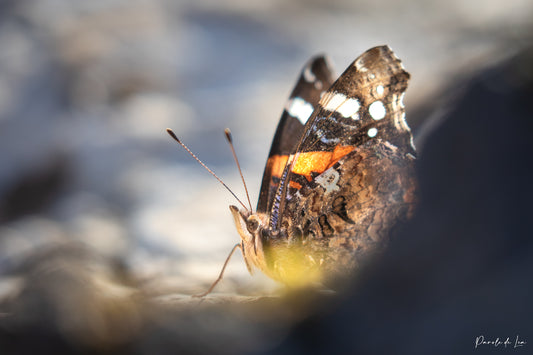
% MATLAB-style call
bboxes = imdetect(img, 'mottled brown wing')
[256,56,335,214]
[268,139,417,281]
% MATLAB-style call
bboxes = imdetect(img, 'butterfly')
[169,45,417,295]
[228,45,417,289]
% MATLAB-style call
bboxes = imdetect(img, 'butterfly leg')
[192,243,243,297]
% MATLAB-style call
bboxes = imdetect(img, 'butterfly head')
[229,205,269,274]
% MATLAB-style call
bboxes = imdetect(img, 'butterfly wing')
[256,56,335,214]
[268,45,416,253]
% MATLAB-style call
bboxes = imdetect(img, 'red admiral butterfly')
[169,45,416,295]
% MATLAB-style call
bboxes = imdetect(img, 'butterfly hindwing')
[257,56,335,214]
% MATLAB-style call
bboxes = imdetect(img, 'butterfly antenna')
[166,128,248,211]
[224,128,253,213]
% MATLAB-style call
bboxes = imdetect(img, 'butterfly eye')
[246,218,259,234]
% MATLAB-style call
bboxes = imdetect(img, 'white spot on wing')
[354,58,368,72]
[369,101,386,120]
[337,98,360,118]
[321,92,360,119]
[322,92,346,111]
[287,97,314,124]
[376,85,384,96]
[367,127,378,137]
[315,168,340,194]
[303,66,316,83]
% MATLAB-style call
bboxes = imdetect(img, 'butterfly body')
[230,46,417,287]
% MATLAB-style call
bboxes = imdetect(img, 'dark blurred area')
[262,44,533,355]
[0,0,532,354]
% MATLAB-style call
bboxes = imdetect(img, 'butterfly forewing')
[269,45,415,231]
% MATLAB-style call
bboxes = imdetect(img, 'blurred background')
[0,0,531,354]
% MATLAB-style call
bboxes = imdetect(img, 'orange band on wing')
[266,154,289,181]
[266,155,302,190]
[291,145,355,181]
[289,180,302,189]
